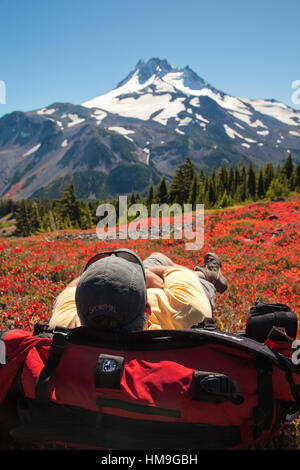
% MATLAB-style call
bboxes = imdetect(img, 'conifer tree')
[282,153,294,182]
[59,182,81,228]
[188,175,198,209]
[80,202,94,230]
[293,162,300,191]
[215,165,225,201]
[169,157,196,205]
[228,164,234,197]
[145,184,155,207]
[233,166,241,198]
[257,168,265,199]
[247,163,256,200]
[15,199,31,237]
[14,200,31,237]
[48,211,57,232]
[266,179,289,201]
[199,168,206,184]
[208,179,217,206]
[238,163,247,201]
[264,162,275,193]
[156,176,169,204]
[295,163,300,192]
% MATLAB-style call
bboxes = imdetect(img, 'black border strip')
[97,397,181,418]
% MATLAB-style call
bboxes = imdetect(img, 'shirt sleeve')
[147,267,212,330]
[49,286,82,329]
[163,267,212,327]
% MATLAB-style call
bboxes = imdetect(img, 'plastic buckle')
[50,327,69,355]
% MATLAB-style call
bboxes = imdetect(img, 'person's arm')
[145,266,169,289]
[66,276,80,288]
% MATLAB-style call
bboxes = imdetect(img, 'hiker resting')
[48,249,227,332]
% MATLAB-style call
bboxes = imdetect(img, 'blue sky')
[0,0,299,117]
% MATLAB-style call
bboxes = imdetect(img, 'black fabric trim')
[285,370,300,402]
[35,327,69,403]
[191,318,216,330]
[31,323,299,375]
[60,326,290,369]
[10,397,241,450]
[252,356,274,440]
[96,397,181,418]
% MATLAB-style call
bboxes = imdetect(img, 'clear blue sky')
[0,0,300,117]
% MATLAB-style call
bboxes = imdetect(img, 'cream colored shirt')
[146,266,212,330]
[49,266,212,331]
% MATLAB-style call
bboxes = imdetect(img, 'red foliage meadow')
[0,197,299,332]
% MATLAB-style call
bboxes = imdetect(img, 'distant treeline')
[0,153,299,237]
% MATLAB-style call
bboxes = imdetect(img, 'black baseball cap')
[75,249,147,331]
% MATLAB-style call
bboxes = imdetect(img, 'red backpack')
[0,309,299,450]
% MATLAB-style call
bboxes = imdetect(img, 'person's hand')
[145,269,164,288]
[145,266,169,289]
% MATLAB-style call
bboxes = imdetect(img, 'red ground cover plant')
[0,197,298,332]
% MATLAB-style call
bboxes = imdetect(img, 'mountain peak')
[116,57,209,93]
[117,57,174,87]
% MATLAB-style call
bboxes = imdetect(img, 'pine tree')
[233,166,241,199]
[238,164,247,201]
[276,164,282,182]
[155,176,169,204]
[188,175,198,209]
[14,200,31,236]
[282,153,294,181]
[264,162,275,192]
[247,163,256,200]
[228,164,234,197]
[266,179,289,201]
[130,192,138,205]
[218,190,233,208]
[145,184,155,207]
[29,202,42,233]
[199,168,206,184]
[208,179,217,206]
[80,203,94,230]
[257,168,265,199]
[59,182,81,228]
[48,211,57,232]
[169,157,196,205]
[215,164,226,201]
[293,163,300,191]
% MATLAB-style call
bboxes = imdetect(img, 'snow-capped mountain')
[0,58,300,200]
[83,57,300,146]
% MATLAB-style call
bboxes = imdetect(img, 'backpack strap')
[35,326,69,403]
[252,356,274,439]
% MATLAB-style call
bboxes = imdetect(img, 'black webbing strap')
[253,356,274,440]
[191,318,216,330]
[11,397,241,450]
[35,327,69,404]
